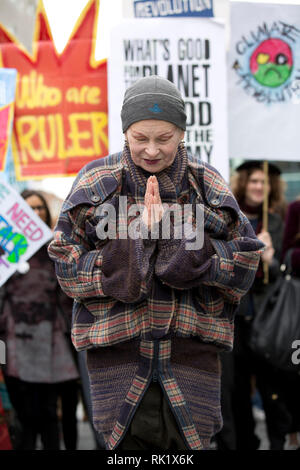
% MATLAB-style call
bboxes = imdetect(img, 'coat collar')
[188,156,241,218]
[61,153,122,213]
[62,151,241,220]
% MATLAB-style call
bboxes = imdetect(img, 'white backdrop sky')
[43,0,123,60]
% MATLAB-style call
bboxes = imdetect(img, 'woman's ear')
[124,131,129,146]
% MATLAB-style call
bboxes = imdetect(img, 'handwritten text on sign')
[0,178,52,286]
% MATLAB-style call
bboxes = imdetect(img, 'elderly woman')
[48,76,263,451]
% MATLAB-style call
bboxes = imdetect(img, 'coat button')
[210,198,220,207]
[91,194,101,203]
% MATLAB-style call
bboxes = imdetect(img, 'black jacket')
[237,212,283,317]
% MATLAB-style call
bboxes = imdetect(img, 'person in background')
[216,161,290,450]
[0,190,79,450]
[48,75,263,451]
[280,198,300,450]
[282,197,300,276]
[55,290,80,450]
[0,367,13,450]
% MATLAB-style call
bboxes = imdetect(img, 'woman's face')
[245,169,270,206]
[25,195,47,224]
[125,120,184,173]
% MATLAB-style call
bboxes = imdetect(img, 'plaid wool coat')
[48,147,264,450]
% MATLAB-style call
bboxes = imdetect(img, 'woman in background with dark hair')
[231,162,287,219]
[280,198,300,450]
[0,190,79,450]
[21,190,52,227]
[216,161,290,450]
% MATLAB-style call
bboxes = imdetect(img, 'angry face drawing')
[250,38,293,87]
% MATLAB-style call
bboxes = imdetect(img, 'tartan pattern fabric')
[123,142,188,199]
[48,147,264,450]
[171,363,222,450]
[86,337,221,450]
[48,149,264,352]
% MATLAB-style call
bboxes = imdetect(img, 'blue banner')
[134,0,214,18]
[0,69,26,192]
[0,68,17,105]
[0,69,17,174]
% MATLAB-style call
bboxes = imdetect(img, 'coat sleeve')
[48,202,157,304]
[155,201,264,305]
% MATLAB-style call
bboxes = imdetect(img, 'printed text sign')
[133,0,214,17]
[108,18,229,181]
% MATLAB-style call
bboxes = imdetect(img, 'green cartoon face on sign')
[250,38,293,87]
[0,226,28,264]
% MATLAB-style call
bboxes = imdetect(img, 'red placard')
[0,402,12,450]
[0,0,108,180]
[0,369,12,450]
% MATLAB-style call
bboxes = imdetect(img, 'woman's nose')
[145,142,160,158]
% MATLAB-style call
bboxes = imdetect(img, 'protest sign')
[229,1,300,161]
[0,177,53,286]
[0,69,16,173]
[0,0,108,180]
[133,0,214,17]
[108,18,229,181]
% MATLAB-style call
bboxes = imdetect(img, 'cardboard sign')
[0,177,53,286]
[229,1,300,161]
[0,0,108,180]
[108,18,229,181]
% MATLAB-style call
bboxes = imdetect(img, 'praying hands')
[142,176,165,230]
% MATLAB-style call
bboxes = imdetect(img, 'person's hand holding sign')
[142,176,164,230]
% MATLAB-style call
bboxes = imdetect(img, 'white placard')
[229,1,300,161]
[0,177,53,286]
[108,18,229,181]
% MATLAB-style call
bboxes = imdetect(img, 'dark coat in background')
[0,245,78,383]
[48,148,263,450]
[237,212,283,318]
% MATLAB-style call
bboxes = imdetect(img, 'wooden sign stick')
[263,160,269,285]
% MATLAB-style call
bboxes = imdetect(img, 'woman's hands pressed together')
[142,176,165,230]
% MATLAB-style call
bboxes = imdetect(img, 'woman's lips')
[144,159,160,165]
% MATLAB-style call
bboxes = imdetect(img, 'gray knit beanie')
[121,75,186,132]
